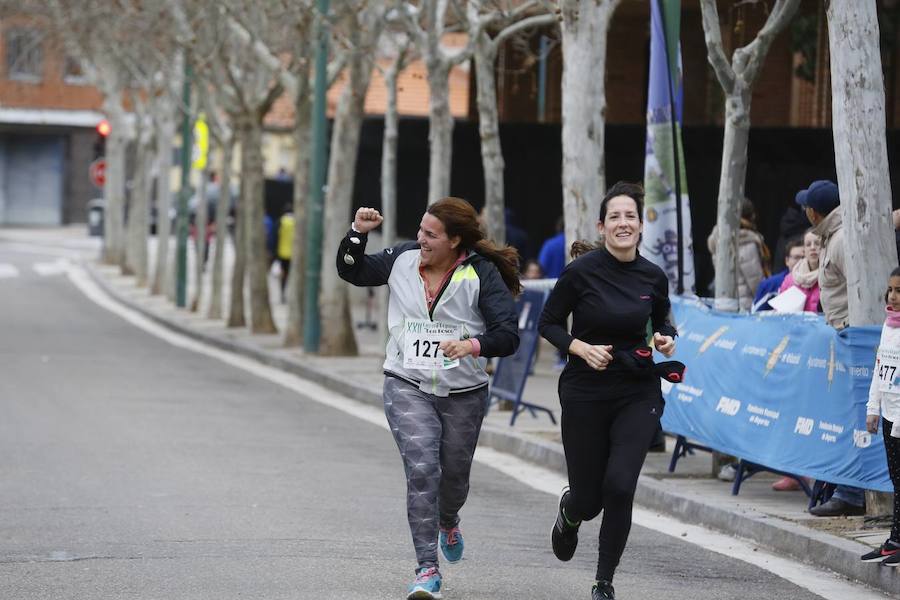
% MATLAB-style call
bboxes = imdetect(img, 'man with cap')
[796,179,865,517]
[797,180,848,330]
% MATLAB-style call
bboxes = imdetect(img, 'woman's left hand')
[440,340,475,360]
[653,332,676,357]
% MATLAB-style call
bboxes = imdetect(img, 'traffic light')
[93,119,109,159]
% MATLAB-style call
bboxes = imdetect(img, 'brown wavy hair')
[570,181,645,259]
[427,197,522,296]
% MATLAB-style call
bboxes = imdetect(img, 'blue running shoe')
[407,566,442,599]
[439,525,464,562]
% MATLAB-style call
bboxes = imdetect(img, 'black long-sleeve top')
[538,246,677,401]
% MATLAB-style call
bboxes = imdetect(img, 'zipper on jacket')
[428,255,476,320]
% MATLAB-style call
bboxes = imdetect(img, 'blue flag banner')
[662,297,891,492]
[641,0,695,294]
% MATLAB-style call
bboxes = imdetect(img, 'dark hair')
[522,259,543,277]
[741,198,756,223]
[571,181,645,259]
[427,197,522,296]
[785,237,804,255]
[884,267,900,304]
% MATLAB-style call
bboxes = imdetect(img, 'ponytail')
[475,240,522,296]
[570,240,601,259]
[427,197,522,296]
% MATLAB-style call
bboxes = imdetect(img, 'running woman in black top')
[538,182,681,600]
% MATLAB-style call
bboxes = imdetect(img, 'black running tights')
[561,394,663,582]
[882,418,900,542]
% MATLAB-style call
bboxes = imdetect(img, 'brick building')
[0,14,104,226]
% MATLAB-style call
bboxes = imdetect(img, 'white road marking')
[33,259,70,276]
[65,263,887,600]
[0,263,20,278]
[0,242,83,259]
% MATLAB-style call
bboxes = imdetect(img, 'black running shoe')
[861,538,900,562]
[551,487,580,561]
[591,579,615,600]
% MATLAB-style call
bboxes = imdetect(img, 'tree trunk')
[284,85,312,347]
[104,124,128,268]
[127,130,153,287]
[124,134,144,278]
[712,92,750,312]
[474,38,506,246]
[560,0,617,250]
[426,60,454,205]
[318,51,376,356]
[151,115,175,296]
[827,0,898,518]
[242,118,278,334]
[380,56,403,342]
[208,135,234,320]
[227,145,248,329]
[191,156,210,312]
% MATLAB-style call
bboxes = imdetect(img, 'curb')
[84,262,898,596]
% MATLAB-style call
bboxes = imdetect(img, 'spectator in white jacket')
[863,267,900,565]
[707,199,771,312]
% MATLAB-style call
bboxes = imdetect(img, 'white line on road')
[33,259,71,276]
[0,263,19,278]
[65,263,887,600]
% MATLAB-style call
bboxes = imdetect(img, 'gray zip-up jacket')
[337,229,519,396]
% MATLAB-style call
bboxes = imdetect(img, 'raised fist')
[353,207,384,234]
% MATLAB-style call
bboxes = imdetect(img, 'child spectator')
[861,267,900,565]
[777,230,821,313]
[753,238,804,312]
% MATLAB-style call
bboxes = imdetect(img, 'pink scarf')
[886,306,900,328]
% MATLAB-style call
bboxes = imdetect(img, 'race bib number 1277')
[403,318,461,370]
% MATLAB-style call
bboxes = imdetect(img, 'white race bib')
[877,347,900,393]
[403,318,462,370]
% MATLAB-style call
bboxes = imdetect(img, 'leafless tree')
[467,0,557,245]
[827,0,898,516]
[558,0,621,250]
[700,0,800,311]
[48,0,137,268]
[397,0,477,205]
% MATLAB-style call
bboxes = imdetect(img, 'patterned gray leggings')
[383,377,489,569]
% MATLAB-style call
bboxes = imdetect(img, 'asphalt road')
[0,241,866,599]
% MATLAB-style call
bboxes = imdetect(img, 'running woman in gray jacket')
[337,197,520,599]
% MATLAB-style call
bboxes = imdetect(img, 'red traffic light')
[96,119,111,137]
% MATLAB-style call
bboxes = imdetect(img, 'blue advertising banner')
[640,0,695,294]
[662,297,891,492]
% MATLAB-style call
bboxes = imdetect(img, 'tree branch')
[742,0,801,84]
[493,11,558,49]
[221,5,299,99]
[699,0,736,93]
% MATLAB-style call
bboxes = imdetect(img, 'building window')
[63,55,87,85]
[5,28,44,82]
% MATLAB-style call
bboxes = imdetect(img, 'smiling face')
[598,195,643,253]
[417,212,460,268]
[888,276,900,312]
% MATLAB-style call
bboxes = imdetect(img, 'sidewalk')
[3,228,897,596]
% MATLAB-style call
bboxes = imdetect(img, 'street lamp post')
[303,0,330,352]
[175,63,193,308]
